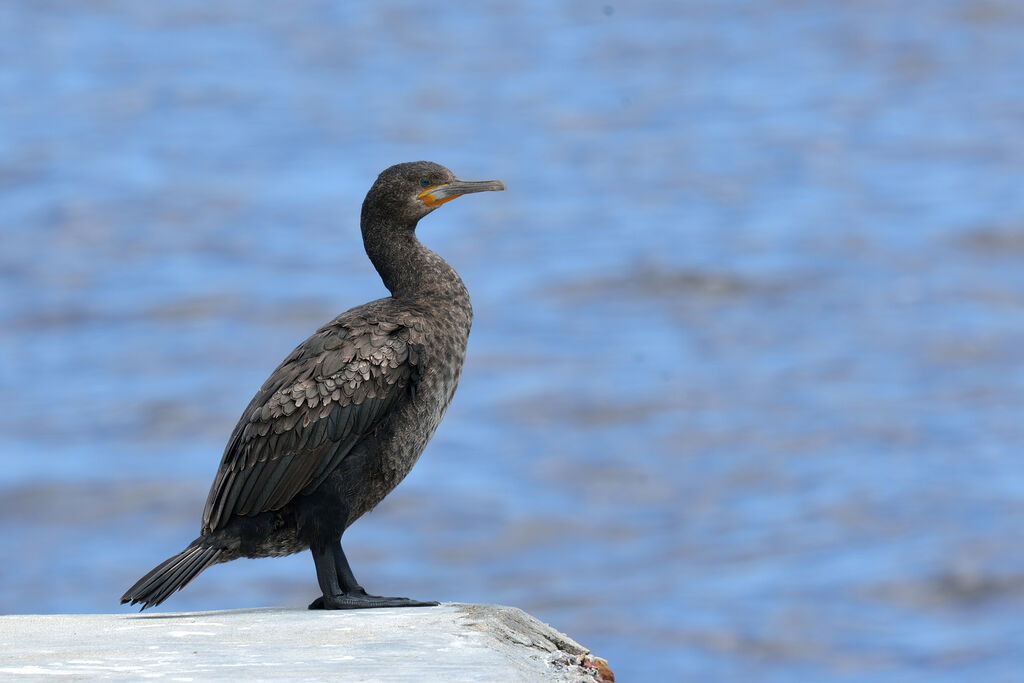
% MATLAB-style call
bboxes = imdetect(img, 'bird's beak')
[418,178,506,208]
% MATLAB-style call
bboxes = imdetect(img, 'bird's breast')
[375,303,471,487]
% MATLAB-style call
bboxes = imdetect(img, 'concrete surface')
[0,603,612,681]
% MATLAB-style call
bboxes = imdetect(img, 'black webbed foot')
[309,543,437,609]
[308,589,439,610]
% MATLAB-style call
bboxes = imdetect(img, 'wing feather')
[201,316,422,533]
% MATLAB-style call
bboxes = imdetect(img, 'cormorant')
[121,161,505,610]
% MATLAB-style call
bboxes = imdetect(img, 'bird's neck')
[361,217,468,303]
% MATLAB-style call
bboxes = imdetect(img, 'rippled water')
[3,2,1024,679]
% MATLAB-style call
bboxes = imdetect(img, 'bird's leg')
[308,540,439,610]
[331,542,362,593]
[309,542,343,603]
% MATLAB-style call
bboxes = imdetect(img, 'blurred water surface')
[2,1,1024,680]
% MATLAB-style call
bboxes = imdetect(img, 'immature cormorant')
[121,161,505,610]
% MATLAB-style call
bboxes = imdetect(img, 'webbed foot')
[308,588,439,610]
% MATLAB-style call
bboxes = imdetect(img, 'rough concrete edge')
[455,604,614,682]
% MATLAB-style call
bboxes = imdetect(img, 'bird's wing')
[200,317,424,534]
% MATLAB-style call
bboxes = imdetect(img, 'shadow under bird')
[121,161,505,610]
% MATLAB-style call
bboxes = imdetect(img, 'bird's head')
[362,161,505,227]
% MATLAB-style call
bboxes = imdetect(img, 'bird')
[121,161,505,610]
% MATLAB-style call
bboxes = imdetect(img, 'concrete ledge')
[0,604,613,681]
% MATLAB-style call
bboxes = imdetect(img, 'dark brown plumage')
[121,161,505,610]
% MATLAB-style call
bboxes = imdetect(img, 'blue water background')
[2,2,1024,679]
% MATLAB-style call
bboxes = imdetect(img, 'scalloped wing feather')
[201,317,422,533]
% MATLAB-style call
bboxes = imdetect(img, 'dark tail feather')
[121,542,223,610]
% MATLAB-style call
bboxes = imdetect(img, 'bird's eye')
[419,178,430,188]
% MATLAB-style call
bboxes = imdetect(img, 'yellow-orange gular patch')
[417,186,461,208]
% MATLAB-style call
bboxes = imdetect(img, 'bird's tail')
[120,540,223,610]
